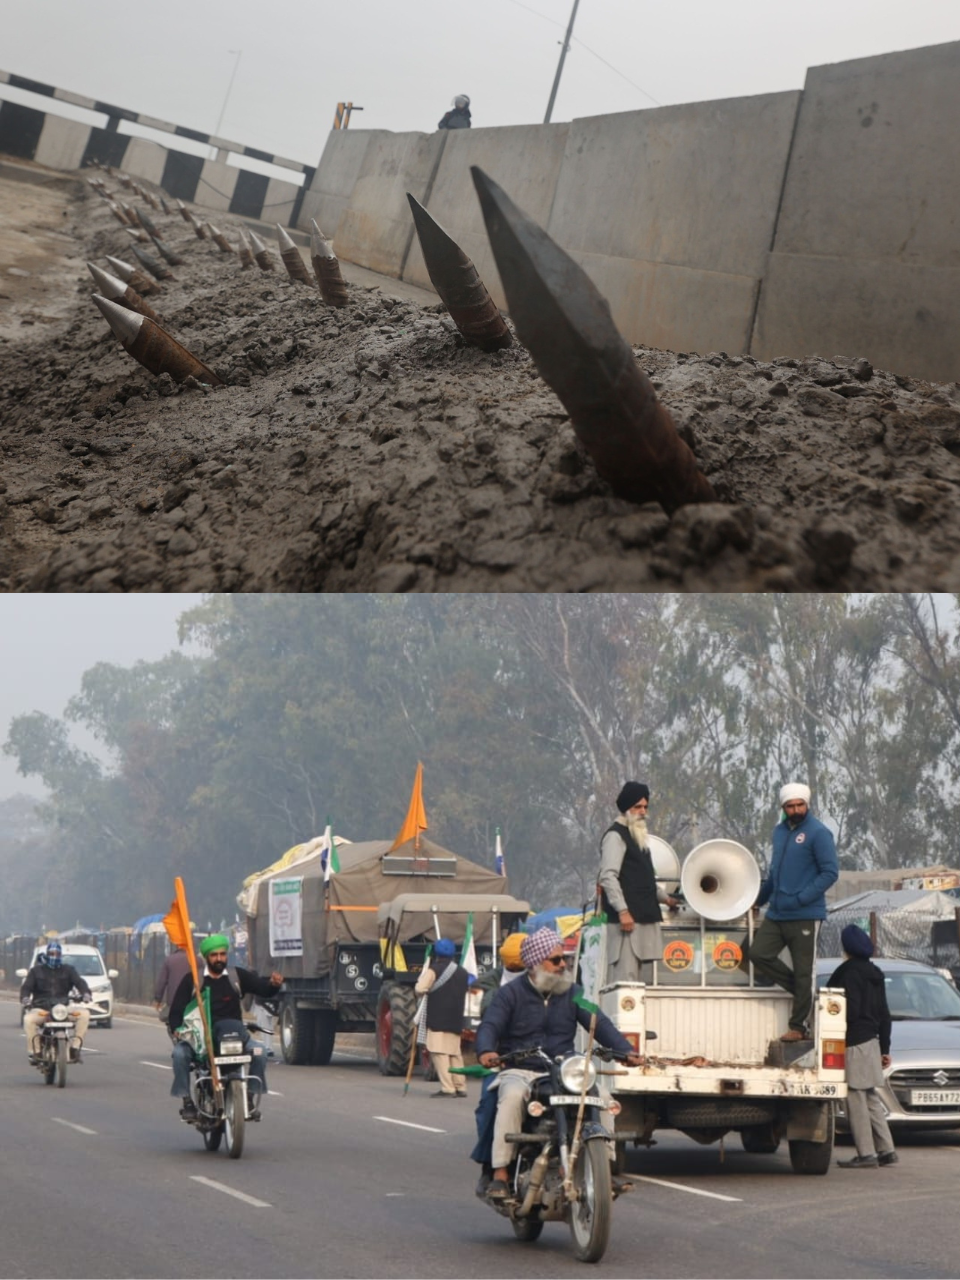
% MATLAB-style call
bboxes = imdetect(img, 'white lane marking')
[374,1115,446,1134]
[189,1176,271,1208]
[141,1060,172,1070]
[632,1175,742,1203]
[267,1090,283,1096]
[386,1193,405,1197]
[52,1117,97,1136]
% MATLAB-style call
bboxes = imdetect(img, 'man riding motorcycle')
[167,934,283,1121]
[20,942,92,1063]
[475,927,642,1201]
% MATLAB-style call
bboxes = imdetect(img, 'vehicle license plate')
[550,1094,603,1106]
[214,1055,251,1066]
[910,1089,960,1106]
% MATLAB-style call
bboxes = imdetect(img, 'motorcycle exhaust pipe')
[515,1150,551,1218]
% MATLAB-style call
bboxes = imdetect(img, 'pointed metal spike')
[406,193,511,352]
[150,237,186,266]
[310,218,328,244]
[470,166,716,513]
[275,224,312,285]
[309,222,348,306]
[92,292,144,345]
[177,199,193,222]
[105,255,134,282]
[276,223,297,252]
[87,261,127,300]
[248,229,267,254]
[237,228,255,268]
[131,244,175,281]
[136,206,159,237]
[123,226,150,244]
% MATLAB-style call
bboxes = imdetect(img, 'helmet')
[499,933,526,972]
[45,942,63,969]
[453,95,470,109]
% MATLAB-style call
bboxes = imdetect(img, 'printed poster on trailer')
[269,877,304,957]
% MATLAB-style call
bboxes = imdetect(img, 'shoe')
[455,1091,468,1098]
[430,1090,456,1097]
[837,1154,879,1169]
[28,1054,40,1065]
[179,1099,198,1122]
[475,1173,492,1199]
[485,1180,512,1202]
[70,1048,81,1063]
[611,1173,634,1197]
[780,1028,807,1042]
[248,1108,261,1121]
[878,1151,899,1166]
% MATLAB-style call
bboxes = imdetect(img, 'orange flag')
[391,761,428,850]
[163,876,219,1091]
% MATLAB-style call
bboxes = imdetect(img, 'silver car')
[817,957,960,1131]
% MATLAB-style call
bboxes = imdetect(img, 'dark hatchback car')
[817,957,960,1131]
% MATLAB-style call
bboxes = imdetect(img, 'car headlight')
[559,1054,596,1094]
[52,1004,69,1020]
[219,1040,244,1055]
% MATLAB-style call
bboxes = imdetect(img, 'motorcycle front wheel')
[56,1038,68,1089]
[203,1124,223,1152]
[224,1078,245,1159]
[568,1140,612,1264]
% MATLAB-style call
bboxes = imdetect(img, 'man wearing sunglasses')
[167,933,283,1121]
[475,927,641,1201]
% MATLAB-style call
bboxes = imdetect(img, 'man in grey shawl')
[598,781,678,984]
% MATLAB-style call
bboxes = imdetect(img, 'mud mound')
[2,175,960,591]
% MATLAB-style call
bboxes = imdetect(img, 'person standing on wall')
[438,95,471,129]
[749,782,839,1041]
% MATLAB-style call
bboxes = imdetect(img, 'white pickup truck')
[578,838,848,1175]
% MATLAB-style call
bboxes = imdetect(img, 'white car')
[18,944,118,1029]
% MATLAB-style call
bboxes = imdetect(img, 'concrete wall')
[303,39,960,382]
[34,113,88,171]
[401,122,569,308]
[547,94,800,354]
[752,41,960,382]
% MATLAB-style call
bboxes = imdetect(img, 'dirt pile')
[2,171,960,591]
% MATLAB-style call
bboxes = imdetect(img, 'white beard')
[624,814,649,847]
[530,967,574,996]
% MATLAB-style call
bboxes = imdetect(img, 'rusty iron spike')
[276,224,313,285]
[309,220,349,307]
[105,255,163,296]
[160,197,172,215]
[470,166,716,514]
[92,295,223,386]
[248,229,275,272]
[121,203,142,228]
[136,206,159,238]
[123,225,151,245]
[208,224,235,254]
[177,199,192,222]
[191,216,208,240]
[131,243,175,281]
[406,193,512,353]
[87,262,161,323]
[108,201,128,226]
[236,228,255,269]
[149,236,186,266]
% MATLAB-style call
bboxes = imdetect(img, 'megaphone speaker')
[680,839,761,921]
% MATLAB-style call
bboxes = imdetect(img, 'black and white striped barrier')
[0,69,315,227]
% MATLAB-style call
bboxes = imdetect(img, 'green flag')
[573,989,600,1017]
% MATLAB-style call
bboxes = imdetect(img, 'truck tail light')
[822,1039,845,1071]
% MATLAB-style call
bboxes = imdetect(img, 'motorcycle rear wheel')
[568,1140,612,1264]
[56,1038,68,1089]
[224,1078,245,1159]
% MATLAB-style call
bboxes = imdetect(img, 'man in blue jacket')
[475,927,641,1201]
[750,782,838,1042]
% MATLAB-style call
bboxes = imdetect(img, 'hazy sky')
[0,595,204,800]
[2,0,958,170]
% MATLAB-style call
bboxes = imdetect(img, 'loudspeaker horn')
[680,838,761,921]
[648,834,681,896]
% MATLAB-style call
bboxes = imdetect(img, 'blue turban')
[841,924,874,959]
[434,938,456,957]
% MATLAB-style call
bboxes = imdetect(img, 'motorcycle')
[182,1022,267,1160]
[480,1043,634,1264]
[26,999,102,1088]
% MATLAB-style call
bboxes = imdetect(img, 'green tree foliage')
[5,594,960,930]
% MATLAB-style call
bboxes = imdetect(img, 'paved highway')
[1,1000,958,1279]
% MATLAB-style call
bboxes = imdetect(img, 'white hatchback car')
[18,944,119,1028]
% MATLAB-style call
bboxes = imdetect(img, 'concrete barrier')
[328,129,447,278]
[752,41,960,382]
[298,129,377,239]
[548,94,800,354]
[401,122,569,307]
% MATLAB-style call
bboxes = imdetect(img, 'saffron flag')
[390,761,428,850]
[163,876,219,1088]
[494,827,506,877]
[461,911,478,985]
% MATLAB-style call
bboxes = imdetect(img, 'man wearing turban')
[749,783,838,1042]
[167,933,283,1122]
[598,782,679,984]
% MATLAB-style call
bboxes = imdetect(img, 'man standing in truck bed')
[749,783,838,1042]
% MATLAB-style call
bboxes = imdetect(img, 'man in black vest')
[598,782,678,984]
[414,938,470,1097]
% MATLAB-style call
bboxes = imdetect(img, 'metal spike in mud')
[309,220,348,307]
[470,165,716,515]
[406,193,511,353]
[91,294,223,386]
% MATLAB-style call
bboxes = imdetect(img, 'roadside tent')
[822,889,960,968]
[240,834,508,976]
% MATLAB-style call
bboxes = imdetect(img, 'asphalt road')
[2,998,959,1280]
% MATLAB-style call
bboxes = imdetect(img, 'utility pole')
[544,0,580,124]
[213,49,242,143]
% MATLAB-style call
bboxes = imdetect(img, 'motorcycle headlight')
[219,1040,244,1055]
[559,1054,596,1094]
[52,1004,69,1020]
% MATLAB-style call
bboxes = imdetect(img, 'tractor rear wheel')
[376,983,416,1076]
